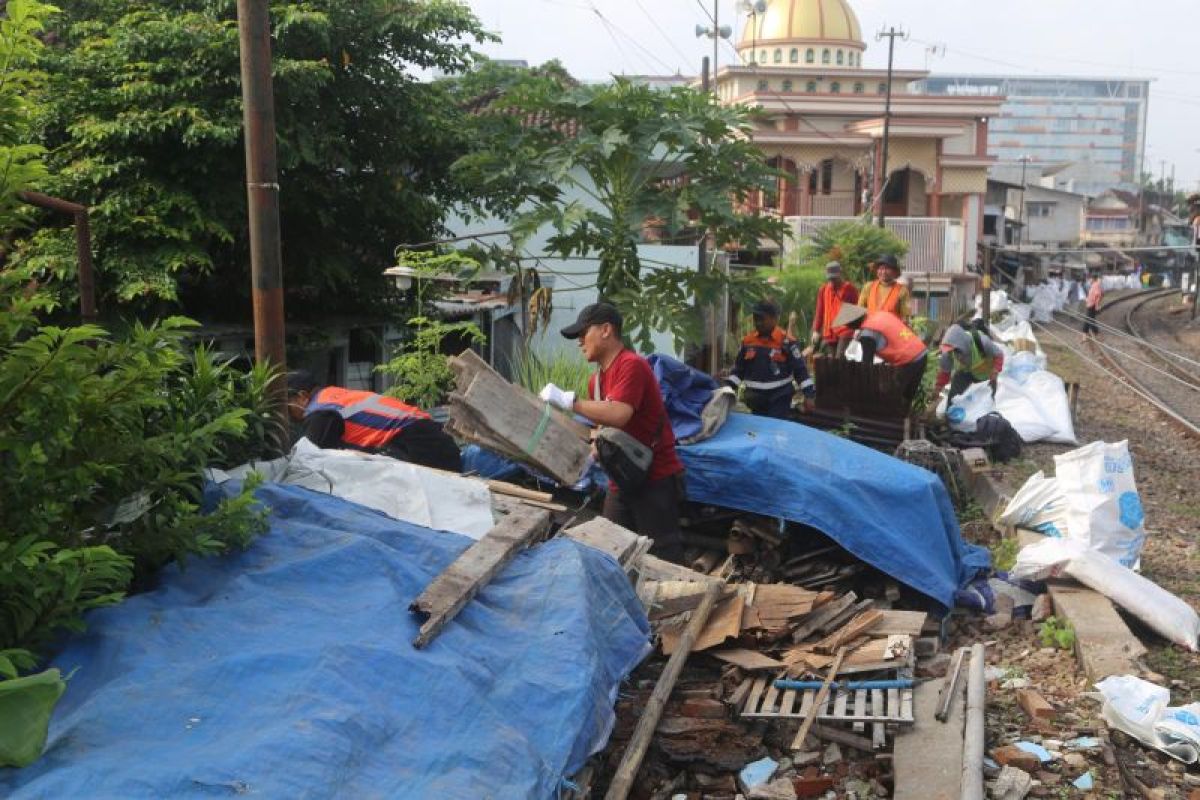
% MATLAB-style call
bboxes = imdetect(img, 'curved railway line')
[1045,288,1200,438]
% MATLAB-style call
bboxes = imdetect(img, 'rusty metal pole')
[18,190,97,322]
[235,0,287,415]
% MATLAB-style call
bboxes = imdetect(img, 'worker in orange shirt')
[808,261,859,358]
[859,254,911,321]
[833,304,928,408]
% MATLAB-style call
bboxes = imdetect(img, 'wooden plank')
[871,690,884,744]
[790,647,846,751]
[744,677,768,715]
[887,687,900,721]
[761,674,783,714]
[813,608,885,654]
[451,350,592,441]
[561,517,644,565]
[900,688,914,722]
[797,691,814,719]
[728,678,753,709]
[791,592,857,643]
[892,679,964,799]
[461,369,590,485]
[853,689,867,733]
[818,598,875,635]
[810,723,876,754]
[781,685,798,717]
[709,648,786,671]
[833,689,849,719]
[872,722,886,750]
[605,581,723,800]
[873,610,929,637]
[410,506,551,648]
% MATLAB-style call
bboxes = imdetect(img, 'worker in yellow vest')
[858,254,911,321]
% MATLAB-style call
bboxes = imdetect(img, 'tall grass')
[506,347,593,399]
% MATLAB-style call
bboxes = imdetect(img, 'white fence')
[784,216,966,273]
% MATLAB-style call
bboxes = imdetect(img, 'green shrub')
[1039,616,1076,650]
[506,346,591,399]
[793,220,910,287]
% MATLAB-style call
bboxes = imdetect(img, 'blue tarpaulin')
[1,484,650,800]
[646,354,720,442]
[680,413,989,609]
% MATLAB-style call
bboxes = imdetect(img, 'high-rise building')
[916,74,1150,196]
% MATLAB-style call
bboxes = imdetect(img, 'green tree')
[0,0,54,235]
[14,0,489,317]
[454,78,787,347]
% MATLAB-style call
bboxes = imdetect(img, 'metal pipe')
[961,642,986,800]
[773,679,914,691]
[235,0,287,413]
[18,190,96,322]
[935,647,967,722]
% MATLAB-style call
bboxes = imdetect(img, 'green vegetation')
[1039,616,1077,651]
[506,347,592,400]
[12,0,489,317]
[990,537,1020,573]
[456,77,786,351]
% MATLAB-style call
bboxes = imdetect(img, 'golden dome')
[739,0,864,48]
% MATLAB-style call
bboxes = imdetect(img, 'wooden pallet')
[739,675,914,748]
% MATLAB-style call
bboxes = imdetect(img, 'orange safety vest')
[305,387,430,450]
[816,282,859,342]
[862,280,905,315]
[860,311,926,366]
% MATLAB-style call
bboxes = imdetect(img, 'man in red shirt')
[539,302,685,562]
[809,261,859,357]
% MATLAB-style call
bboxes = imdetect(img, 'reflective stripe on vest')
[968,335,991,380]
[306,387,430,449]
[861,311,926,366]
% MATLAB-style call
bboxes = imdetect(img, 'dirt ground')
[961,308,1200,800]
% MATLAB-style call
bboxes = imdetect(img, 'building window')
[853,82,864,94]
[1027,202,1055,218]
[830,81,841,94]
[774,48,782,63]
[877,82,887,94]
[790,48,799,63]
[782,79,793,91]
[836,50,844,65]
[806,48,815,63]
[760,49,767,63]
[822,49,830,64]
[820,160,834,194]
[757,79,769,91]
[806,80,817,92]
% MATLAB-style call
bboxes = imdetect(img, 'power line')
[588,3,679,75]
[631,0,693,71]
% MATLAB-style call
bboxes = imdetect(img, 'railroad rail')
[1083,289,1200,438]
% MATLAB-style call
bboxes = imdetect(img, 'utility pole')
[695,4,731,95]
[1018,156,1030,256]
[236,0,287,415]
[875,26,906,227]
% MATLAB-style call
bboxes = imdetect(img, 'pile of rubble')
[579,516,942,799]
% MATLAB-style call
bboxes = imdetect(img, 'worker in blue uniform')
[726,300,815,419]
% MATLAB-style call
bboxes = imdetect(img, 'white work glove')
[538,383,576,411]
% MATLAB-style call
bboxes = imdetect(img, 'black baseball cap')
[751,300,780,317]
[285,369,318,396]
[560,302,623,339]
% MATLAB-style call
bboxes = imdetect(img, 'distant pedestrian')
[809,261,859,357]
[727,300,814,418]
[1083,273,1103,337]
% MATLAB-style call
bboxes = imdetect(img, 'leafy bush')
[1039,616,1076,651]
[789,220,910,287]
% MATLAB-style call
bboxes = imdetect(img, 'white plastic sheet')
[1096,676,1200,763]
[999,471,1069,539]
[994,366,1077,445]
[1012,537,1200,650]
[209,439,496,540]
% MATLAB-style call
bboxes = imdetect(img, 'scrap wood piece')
[813,609,885,654]
[643,580,736,619]
[790,592,857,643]
[790,646,847,751]
[450,350,591,438]
[819,598,875,635]
[460,369,589,485]
[873,610,929,638]
[660,592,745,655]
[561,516,647,566]
[809,723,877,754]
[410,506,551,648]
[783,636,910,677]
[744,584,832,631]
[605,581,724,800]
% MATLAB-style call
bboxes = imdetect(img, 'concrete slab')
[1048,582,1147,682]
[893,673,965,800]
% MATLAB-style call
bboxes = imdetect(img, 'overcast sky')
[463,0,1200,192]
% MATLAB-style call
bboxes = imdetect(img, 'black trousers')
[382,419,463,473]
[743,387,794,419]
[1083,306,1099,335]
[602,471,685,562]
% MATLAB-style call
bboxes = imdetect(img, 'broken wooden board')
[892,673,965,800]
[873,610,929,637]
[450,350,591,440]
[783,636,912,676]
[742,584,834,635]
[660,593,745,655]
[410,506,551,648]
[641,580,737,619]
[790,592,857,643]
[709,648,786,671]
[813,609,884,654]
[459,368,590,485]
[561,516,648,567]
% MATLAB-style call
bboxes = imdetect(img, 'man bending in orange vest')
[285,370,463,473]
[832,304,929,409]
[859,254,911,321]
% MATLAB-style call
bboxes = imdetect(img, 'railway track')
[1086,288,1200,438]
